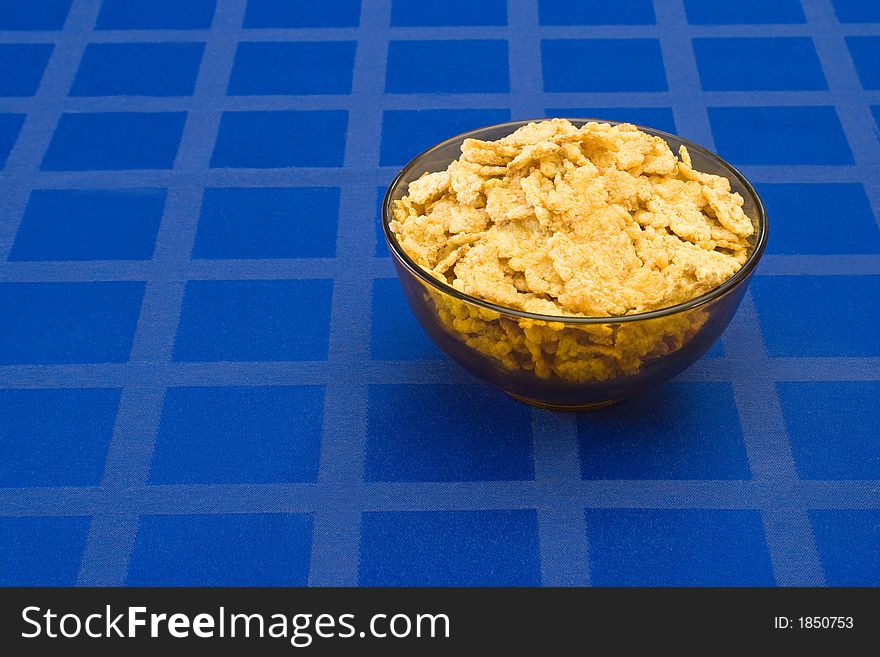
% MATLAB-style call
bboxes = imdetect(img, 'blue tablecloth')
[1,0,878,587]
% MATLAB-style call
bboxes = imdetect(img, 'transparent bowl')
[382,119,768,410]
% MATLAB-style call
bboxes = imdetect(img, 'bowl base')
[506,392,623,412]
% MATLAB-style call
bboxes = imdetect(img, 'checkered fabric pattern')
[1,0,878,587]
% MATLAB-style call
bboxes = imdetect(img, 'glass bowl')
[381,119,768,410]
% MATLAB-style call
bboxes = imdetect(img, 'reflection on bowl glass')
[382,119,768,410]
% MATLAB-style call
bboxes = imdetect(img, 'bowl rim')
[382,117,768,325]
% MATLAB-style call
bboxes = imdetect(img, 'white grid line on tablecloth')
[0,0,101,260]
[7,252,880,285]
[2,478,877,519]
[804,0,880,231]
[506,0,592,587]
[4,88,880,115]
[3,18,880,43]
[655,0,824,586]
[306,0,392,587]
[2,354,880,390]
[74,0,248,586]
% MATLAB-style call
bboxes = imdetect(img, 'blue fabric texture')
[0,0,877,587]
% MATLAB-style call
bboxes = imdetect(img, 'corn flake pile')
[389,119,756,383]
[390,119,754,318]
